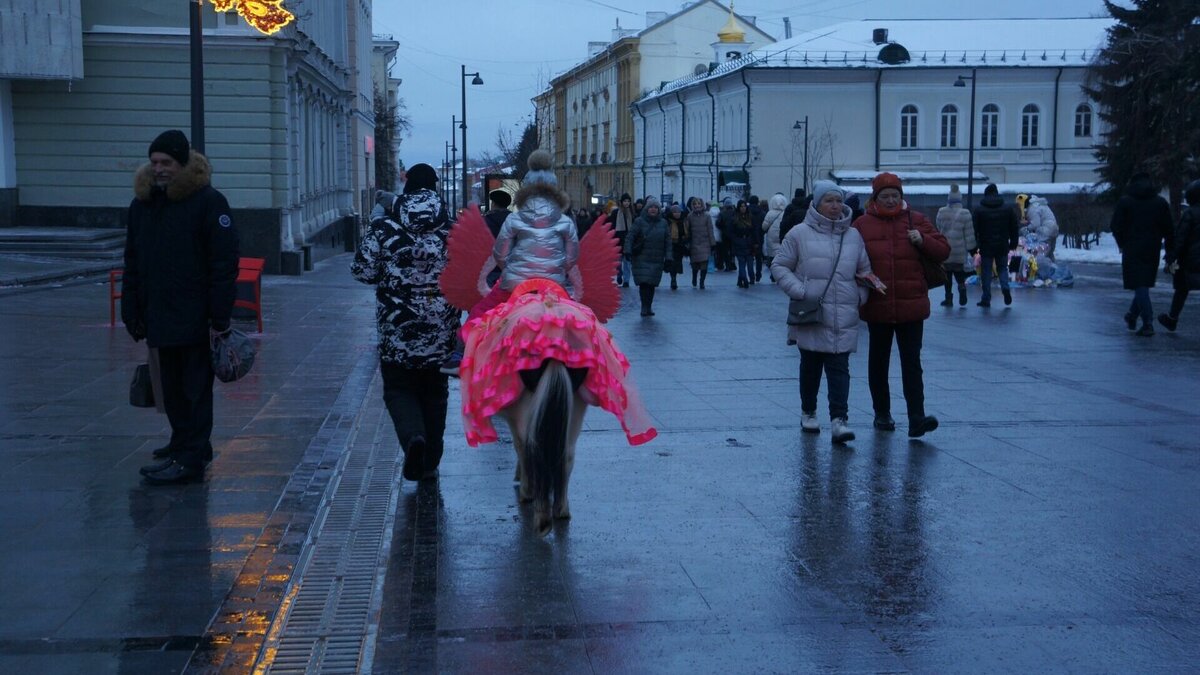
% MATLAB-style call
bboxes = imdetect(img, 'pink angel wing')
[439,204,497,311]
[576,214,622,322]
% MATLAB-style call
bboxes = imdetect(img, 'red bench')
[110,257,265,332]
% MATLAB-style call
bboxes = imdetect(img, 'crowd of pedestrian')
[122,129,1195,484]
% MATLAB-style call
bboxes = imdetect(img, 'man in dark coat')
[123,129,239,484]
[779,187,809,242]
[971,183,1019,307]
[749,195,766,281]
[716,198,738,272]
[484,189,512,287]
[1158,179,1200,331]
[1111,172,1174,335]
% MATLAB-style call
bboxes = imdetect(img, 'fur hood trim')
[134,151,212,202]
[514,181,569,212]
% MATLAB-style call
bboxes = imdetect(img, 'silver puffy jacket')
[493,194,580,291]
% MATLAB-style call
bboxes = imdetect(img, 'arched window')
[940,104,958,148]
[1074,103,1093,137]
[900,104,918,149]
[980,104,1000,148]
[1021,104,1040,147]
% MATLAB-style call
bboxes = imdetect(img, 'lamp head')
[953,76,968,87]
[793,120,804,129]
[471,74,484,85]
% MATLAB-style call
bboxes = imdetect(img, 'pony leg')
[554,396,586,521]
[501,394,534,503]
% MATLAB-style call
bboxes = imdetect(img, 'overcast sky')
[373,0,1110,168]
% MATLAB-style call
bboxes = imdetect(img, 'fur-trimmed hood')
[513,181,570,225]
[133,150,212,202]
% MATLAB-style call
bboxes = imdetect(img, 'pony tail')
[524,360,572,535]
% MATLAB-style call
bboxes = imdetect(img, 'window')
[1074,103,1093,137]
[940,104,958,148]
[1021,104,1040,147]
[900,104,918,149]
[980,104,999,148]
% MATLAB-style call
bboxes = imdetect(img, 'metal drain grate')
[254,377,403,675]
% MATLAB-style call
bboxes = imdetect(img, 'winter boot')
[958,284,968,306]
[1158,313,1178,332]
[831,417,855,443]
[873,414,896,431]
[801,412,820,434]
[1136,323,1155,337]
[1002,289,1012,306]
[908,415,939,438]
[1124,312,1137,330]
[939,294,953,307]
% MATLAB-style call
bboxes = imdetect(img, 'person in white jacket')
[771,181,878,443]
[760,192,788,278]
[1021,195,1060,260]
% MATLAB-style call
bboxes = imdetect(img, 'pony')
[442,208,656,536]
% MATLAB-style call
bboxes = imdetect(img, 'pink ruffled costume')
[459,281,656,447]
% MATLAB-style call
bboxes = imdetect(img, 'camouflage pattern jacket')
[352,189,460,367]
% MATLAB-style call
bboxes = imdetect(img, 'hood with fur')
[133,150,212,202]
[514,181,570,226]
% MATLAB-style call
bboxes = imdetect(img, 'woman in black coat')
[1158,179,1200,331]
[1110,172,1174,335]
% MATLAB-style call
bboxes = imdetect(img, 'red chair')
[235,257,265,333]
[109,269,124,326]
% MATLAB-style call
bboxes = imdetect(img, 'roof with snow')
[642,17,1113,101]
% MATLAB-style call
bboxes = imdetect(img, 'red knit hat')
[871,172,903,197]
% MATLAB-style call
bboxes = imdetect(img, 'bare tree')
[373,87,411,192]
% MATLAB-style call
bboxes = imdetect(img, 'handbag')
[910,213,948,289]
[129,363,155,408]
[210,328,257,383]
[786,231,845,326]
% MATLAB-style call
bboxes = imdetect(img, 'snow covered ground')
[1054,232,1122,264]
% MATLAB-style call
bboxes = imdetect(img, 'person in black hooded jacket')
[1158,179,1200,331]
[1111,172,1174,335]
[123,129,239,485]
[353,162,459,481]
[971,184,1018,307]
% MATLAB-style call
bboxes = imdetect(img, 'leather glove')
[127,319,146,342]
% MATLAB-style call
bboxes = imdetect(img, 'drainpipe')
[656,94,667,199]
[705,78,717,201]
[874,68,883,171]
[633,101,647,197]
[1051,66,1063,183]
[740,68,752,196]
[675,89,686,199]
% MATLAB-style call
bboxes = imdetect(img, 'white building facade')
[1,0,373,273]
[632,18,1111,206]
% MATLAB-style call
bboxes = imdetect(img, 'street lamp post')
[461,65,484,212]
[189,0,205,152]
[708,142,718,201]
[450,116,458,213]
[792,117,809,194]
[443,141,450,204]
[954,69,978,209]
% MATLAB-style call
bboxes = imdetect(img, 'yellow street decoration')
[210,0,294,35]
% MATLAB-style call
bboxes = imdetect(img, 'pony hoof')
[535,517,553,537]
[554,508,571,521]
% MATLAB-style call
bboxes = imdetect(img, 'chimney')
[872,28,889,44]
[783,17,792,39]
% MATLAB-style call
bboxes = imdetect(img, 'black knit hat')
[403,163,439,194]
[148,129,190,166]
[488,189,511,209]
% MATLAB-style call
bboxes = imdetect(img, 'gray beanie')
[643,196,661,210]
[523,149,557,186]
[810,180,844,206]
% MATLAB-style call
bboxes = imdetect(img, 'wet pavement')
[1,256,1198,673]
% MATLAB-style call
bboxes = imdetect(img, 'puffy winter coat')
[854,201,950,324]
[730,213,755,257]
[625,212,672,286]
[352,189,459,367]
[761,193,788,258]
[772,204,872,352]
[1170,204,1200,291]
[1022,197,1059,242]
[687,210,715,262]
[935,204,977,271]
[1110,175,1174,290]
[972,194,1019,254]
[122,151,239,347]
[492,182,580,292]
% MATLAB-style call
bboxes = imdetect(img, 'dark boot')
[908,415,939,438]
[1158,313,1178,331]
[403,435,426,481]
[151,444,172,459]
[958,284,968,306]
[142,460,204,485]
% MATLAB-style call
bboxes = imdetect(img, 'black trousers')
[381,362,448,472]
[157,343,215,469]
[866,321,926,422]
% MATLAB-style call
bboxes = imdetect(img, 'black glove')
[211,319,230,333]
[126,319,146,342]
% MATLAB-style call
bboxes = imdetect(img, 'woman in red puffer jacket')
[852,172,949,438]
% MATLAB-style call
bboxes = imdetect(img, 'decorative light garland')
[210,0,294,36]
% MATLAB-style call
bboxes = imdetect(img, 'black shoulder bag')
[787,231,845,325]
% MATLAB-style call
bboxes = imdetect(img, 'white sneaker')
[831,417,855,443]
[801,413,820,434]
